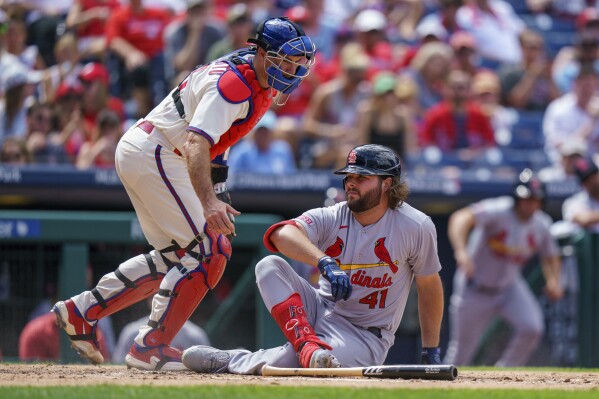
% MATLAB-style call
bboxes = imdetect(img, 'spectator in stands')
[449,31,480,77]
[402,41,453,110]
[78,62,125,140]
[553,31,599,94]
[576,7,599,37]
[471,70,514,144]
[562,157,599,232]
[398,17,448,69]
[112,297,210,364]
[499,30,559,111]
[19,311,112,362]
[228,111,297,175]
[0,60,41,145]
[0,9,6,48]
[302,43,371,169]
[272,5,324,119]
[106,0,173,115]
[76,109,123,169]
[552,8,599,93]
[351,8,394,79]
[413,13,449,46]
[526,0,592,19]
[284,1,338,63]
[40,31,83,104]
[0,137,30,165]
[419,69,495,159]
[456,0,525,66]
[4,13,45,70]
[395,74,421,116]
[383,0,424,43]
[53,82,86,162]
[0,10,19,91]
[7,0,69,67]
[539,139,587,181]
[66,0,121,61]
[163,0,225,86]
[543,65,599,166]
[25,102,70,165]
[205,3,253,62]
[416,0,463,38]
[355,72,417,163]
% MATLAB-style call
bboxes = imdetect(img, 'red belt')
[137,120,182,156]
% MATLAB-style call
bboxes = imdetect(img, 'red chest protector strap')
[209,60,273,160]
[171,53,273,161]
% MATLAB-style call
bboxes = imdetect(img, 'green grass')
[1,386,597,399]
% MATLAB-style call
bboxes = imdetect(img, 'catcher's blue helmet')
[248,17,315,94]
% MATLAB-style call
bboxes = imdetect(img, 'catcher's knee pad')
[86,252,168,321]
[203,227,231,288]
[270,293,331,353]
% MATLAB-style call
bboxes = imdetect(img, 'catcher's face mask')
[248,17,315,105]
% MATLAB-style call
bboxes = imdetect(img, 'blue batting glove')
[421,347,442,365]
[317,256,352,302]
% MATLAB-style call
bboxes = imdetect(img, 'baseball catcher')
[52,16,315,371]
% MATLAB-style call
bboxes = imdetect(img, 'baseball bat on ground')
[261,364,458,380]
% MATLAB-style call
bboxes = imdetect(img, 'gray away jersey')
[467,196,559,289]
[294,201,442,334]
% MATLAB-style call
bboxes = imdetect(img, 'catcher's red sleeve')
[263,220,300,252]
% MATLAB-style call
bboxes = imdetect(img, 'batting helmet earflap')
[335,144,402,178]
[512,168,546,200]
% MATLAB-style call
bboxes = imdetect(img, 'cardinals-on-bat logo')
[325,236,344,258]
[374,237,398,273]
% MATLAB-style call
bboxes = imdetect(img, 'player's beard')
[346,183,382,213]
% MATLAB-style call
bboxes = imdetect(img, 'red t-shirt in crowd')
[76,0,121,38]
[419,101,495,150]
[65,97,124,158]
[105,5,173,58]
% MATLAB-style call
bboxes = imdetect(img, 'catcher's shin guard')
[84,252,167,322]
[141,230,231,347]
[270,292,332,365]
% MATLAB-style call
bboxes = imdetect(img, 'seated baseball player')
[182,144,445,373]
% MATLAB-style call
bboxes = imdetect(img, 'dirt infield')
[1,364,598,390]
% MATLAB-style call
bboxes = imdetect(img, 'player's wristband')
[211,166,228,184]
[214,182,227,194]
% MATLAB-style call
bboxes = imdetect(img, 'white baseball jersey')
[295,201,442,333]
[144,54,256,155]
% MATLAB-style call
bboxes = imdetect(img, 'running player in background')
[183,144,445,373]
[444,169,563,366]
[52,17,315,371]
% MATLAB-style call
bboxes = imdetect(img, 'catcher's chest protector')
[209,60,273,160]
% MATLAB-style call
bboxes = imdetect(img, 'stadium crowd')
[0,0,597,178]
